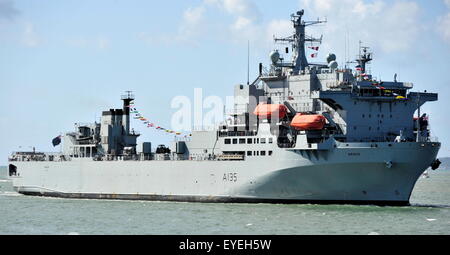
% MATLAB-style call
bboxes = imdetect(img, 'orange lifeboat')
[290,113,326,130]
[253,103,288,119]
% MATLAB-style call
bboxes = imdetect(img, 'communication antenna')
[344,25,350,68]
[247,40,250,85]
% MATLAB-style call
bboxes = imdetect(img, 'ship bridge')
[312,88,438,142]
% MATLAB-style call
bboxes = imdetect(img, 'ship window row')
[247,151,273,156]
[288,90,310,95]
[224,138,273,145]
[361,114,392,118]
[352,126,382,131]
[358,88,407,97]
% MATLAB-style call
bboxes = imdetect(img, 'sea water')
[0,166,449,235]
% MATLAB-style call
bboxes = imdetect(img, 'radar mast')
[356,41,373,75]
[273,10,326,74]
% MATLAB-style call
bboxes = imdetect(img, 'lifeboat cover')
[253,103,288,119]
[290,114,326,130]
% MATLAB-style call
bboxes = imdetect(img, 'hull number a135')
[223,172,237,182]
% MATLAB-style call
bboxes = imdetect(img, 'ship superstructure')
[7,10,441,205]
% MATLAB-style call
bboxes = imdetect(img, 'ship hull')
[9,142,440,206]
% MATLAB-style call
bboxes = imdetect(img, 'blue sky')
[1,0,450,164]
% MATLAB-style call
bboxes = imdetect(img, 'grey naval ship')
[7,10,442,206]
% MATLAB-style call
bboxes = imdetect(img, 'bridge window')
[247,151,252,156]
[239,138,245,144]
[261,151,266,156]
[232,139,238,144]
[269,138,273,144]
[261,138,266,144]
[269,151,273,156]
[247,138,252,144]
[225,139,231,144]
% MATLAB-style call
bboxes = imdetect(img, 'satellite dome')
[326,53,336,63]
[270,50,280,64]
[328,60,338,69]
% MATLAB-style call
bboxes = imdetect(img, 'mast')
[273,10,326,74]
[247,40,250,85]
[356,41,373,75]
[121,91,135,135]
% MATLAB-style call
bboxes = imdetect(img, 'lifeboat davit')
[253,103,288,119]
[290,113,326,130]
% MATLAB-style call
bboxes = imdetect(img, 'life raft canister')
[290,113,326,130]
[253,103,288,119]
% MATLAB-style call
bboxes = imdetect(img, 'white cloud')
[137,0,428,60]
[138,0,267,45]
[298,0,422,58]
[438,0,450,44]
[445,0,450,7]
[232,16,251,31]
[183,6,205,25]
[207,0,259,18]
[266,19,292,43]
[22,22,42,47]
[439,14,450,43]
[138,5,206,45]
[206,0,261,39]
[97,36,110,50]
[223,0,249,13]
[178,5,206,41]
